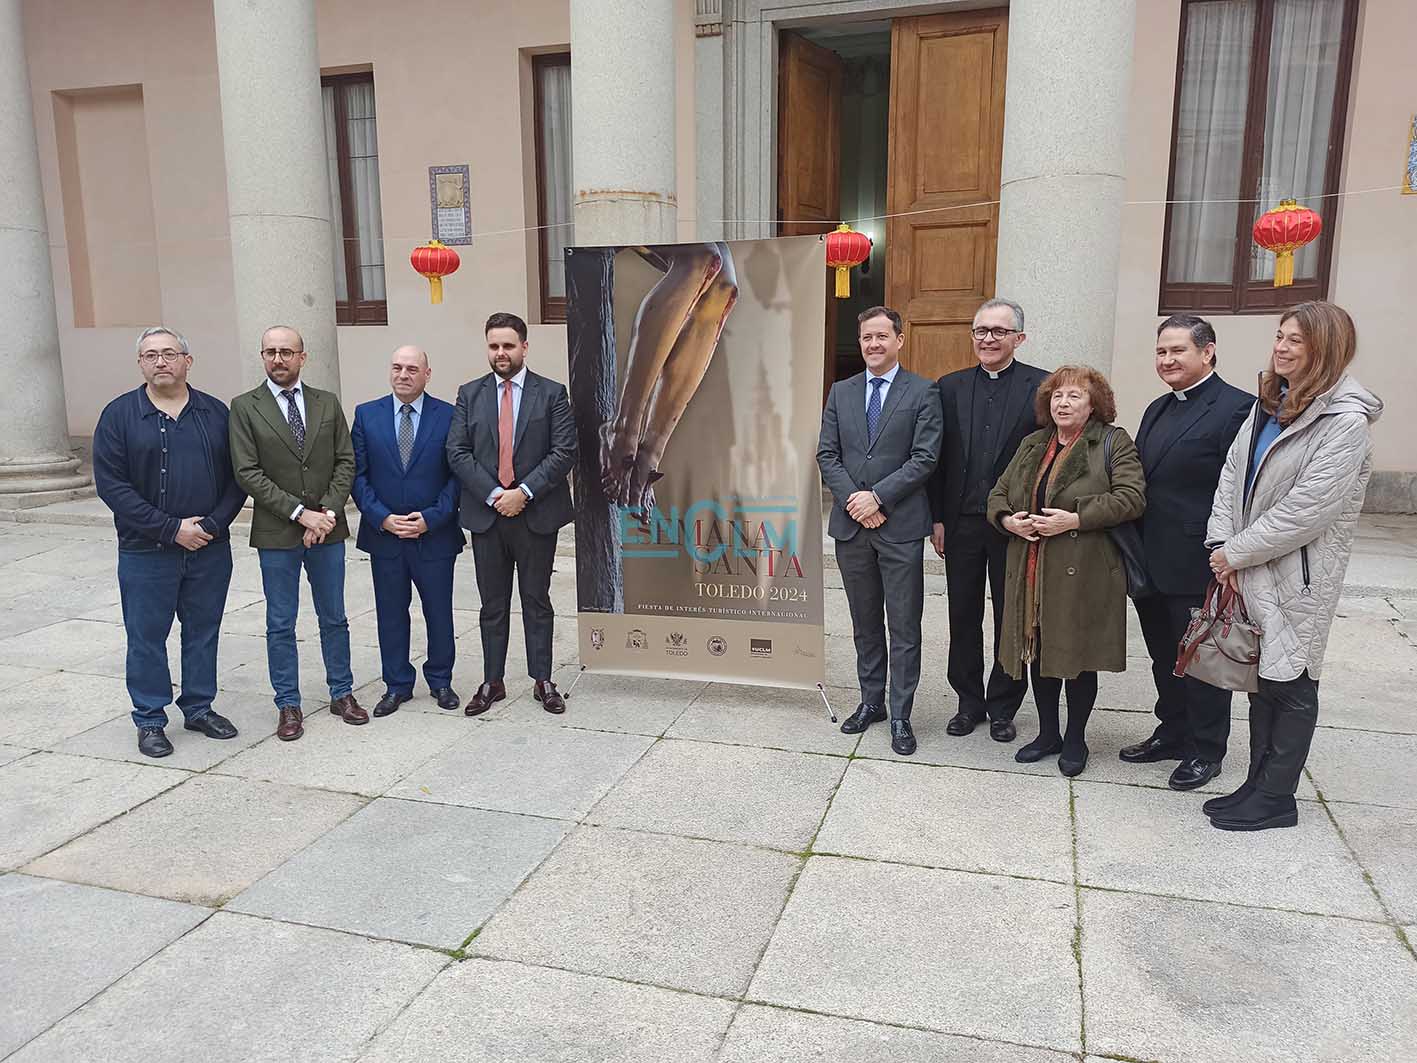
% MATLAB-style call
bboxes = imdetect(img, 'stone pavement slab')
[51,689,277,770]
[0,671,134,748]
[387,720,654,819]
[472,826,799,996]
[6,912,447,1063]
[814,759,1074,881]
[214,640,392,706]
[356,958,735,1063]
[748,856,1081,1052]
[0,751,186,869]
[1073,781,1381,919]
[229,797,569,947]
[0,743,31,766]
[719,1005,1076,1063]
[0,874,209,1058]
[1081,889,1417,1063]
[539,665,706,735]
[1324,801,1417,924]
[1304,728,1417,808]
[0,661,54,687]
[666,681,862,755]
[213,705,468,796]
[24,773,365,904]
[587,738,846,850]
[0,618,129,671]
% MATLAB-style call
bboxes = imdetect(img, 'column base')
[0,455,94,503]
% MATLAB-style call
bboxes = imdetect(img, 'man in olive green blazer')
[229,325,365,741]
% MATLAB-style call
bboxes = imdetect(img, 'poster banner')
[566,237,826,688]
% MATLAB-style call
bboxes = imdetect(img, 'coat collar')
[1044,418,1107,504]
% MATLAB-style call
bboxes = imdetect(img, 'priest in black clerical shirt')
[927,298,1049,742]
[1119,314,1254,790]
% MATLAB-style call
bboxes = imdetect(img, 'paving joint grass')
[1068,779,1088,1056]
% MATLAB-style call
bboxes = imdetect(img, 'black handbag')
[1103,428,1153,599]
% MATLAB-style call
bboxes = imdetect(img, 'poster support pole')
[565,665,588,700]
[815,683,837,724]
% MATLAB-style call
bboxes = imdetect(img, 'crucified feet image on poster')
[566,236,827,689]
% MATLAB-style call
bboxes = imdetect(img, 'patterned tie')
[281,388,305,451]
[398,403,415,468]
[497,380,516,488]
[866,376,885,445]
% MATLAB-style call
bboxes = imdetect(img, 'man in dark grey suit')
[446,312,576,716]
[818,306,944,756]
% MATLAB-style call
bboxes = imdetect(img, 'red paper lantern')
[1251,199,1322,288]
[410,240,461,304]
[825,223,872,299]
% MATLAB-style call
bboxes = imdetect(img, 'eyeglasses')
[139,350,185,364]
[260,348,304,361]
[971,326,1021,341]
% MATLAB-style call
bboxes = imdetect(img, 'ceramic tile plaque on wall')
[429,164,473,243]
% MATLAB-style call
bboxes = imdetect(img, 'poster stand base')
[565,665,588,700]
[816,683,838,725]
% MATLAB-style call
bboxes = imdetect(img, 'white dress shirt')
[865,361,901,414]
[267,378,312,520]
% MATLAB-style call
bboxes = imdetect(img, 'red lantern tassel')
[1273,249,1294,288]
[427,276,444,304]
[835,266,850,299]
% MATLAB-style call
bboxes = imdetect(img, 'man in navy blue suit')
[351,345,464,715]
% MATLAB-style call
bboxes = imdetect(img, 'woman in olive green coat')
[986,366,1146,776]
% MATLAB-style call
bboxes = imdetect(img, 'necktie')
[498,380,515,488]
[866,376,885,445]
[398,403,415,468]
[281,389,305,451]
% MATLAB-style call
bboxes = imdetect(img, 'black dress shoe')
[1015,735,1063,763]
[1168,758,1221,791]
[840,703,886,735]
[1203,781,1256,818]
[373,691,412,717]
[890,719,917,756]
[430,687,460,711]
[184,711,238,739]
[1118,735,1187,763]
[945,712,983,737]
[1209,791,1298,832]
[989,719,1017,743]
[137,727,173,758]
[1058,742,1090,777]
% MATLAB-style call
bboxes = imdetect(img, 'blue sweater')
[93,386,247,550]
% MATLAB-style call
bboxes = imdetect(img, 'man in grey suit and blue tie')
[818,306,944,755]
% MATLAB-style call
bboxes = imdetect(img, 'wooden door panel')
[887,10,1007,380]
[778,32,842,237]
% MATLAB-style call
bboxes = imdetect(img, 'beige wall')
[23,0,700,432]
[1114,0,1416,485]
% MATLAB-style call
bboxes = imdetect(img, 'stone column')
[694,1,726,243]
[212,0,340,393]
[0,0,91,500]
[570,0,678,246]
[994,0,1138,371]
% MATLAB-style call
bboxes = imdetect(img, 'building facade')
[7,0,1414,508]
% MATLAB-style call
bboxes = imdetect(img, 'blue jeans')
[118,541,233,729]
[258,540,353,708]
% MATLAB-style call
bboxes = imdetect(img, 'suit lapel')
[252,385,303,460]
[872,371,909,442]
[513,373,538,454]
[301,386,326,456]
[404,397,439,470]
[378,395,404,470]
[1001,368,1034,450]
[1146,394,1211,476]
[848,374,869,452]
[478,375,500,451]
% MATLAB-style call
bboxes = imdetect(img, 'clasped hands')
[493,487,528,518]
[1209,547,1240,591]
[846,490,885,529]
[299,506,338,547]
[1002,508,1080,541]
[175,516,213,552]
[380,512,430,540]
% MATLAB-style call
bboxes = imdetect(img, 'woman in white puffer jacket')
[1204,301,1382,832]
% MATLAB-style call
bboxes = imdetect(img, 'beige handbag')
[1174,580,1262,693]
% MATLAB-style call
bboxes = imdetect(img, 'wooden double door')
[779,10,1008,386]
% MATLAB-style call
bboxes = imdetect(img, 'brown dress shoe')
[330,694,369,725]
[464,680,506,717]
[276,706,304,741]
[534,679,566,714]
